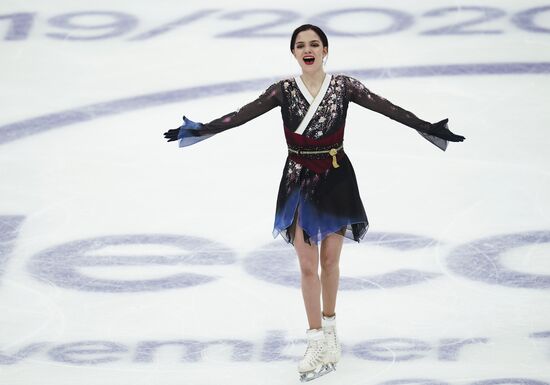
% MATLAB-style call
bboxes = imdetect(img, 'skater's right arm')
[164,81,282,147]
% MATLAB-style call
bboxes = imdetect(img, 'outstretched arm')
[164,81,282,147]
[346,76,465,151]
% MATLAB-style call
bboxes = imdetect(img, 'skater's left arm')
[346,76,465,151]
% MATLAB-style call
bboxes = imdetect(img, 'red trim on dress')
[283,125,346,173]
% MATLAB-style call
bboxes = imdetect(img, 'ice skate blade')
[299,364,335,382]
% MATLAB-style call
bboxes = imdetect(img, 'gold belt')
[287,144,343,168]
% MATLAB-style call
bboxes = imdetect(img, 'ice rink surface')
[1,0,550,384]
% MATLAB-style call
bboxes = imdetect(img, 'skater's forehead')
[295,30,322,44]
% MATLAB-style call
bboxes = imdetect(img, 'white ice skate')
[322,313,341,371]
[298,328,334,382]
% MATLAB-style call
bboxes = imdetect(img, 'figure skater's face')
[292,29,327,73]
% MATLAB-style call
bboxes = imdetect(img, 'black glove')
[428,118,465,142]
[163,127,180,142]
[163,116,202,142]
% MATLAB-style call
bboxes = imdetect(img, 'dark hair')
[290,24,329,52]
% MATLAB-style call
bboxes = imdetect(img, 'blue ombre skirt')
[272,127,369,245]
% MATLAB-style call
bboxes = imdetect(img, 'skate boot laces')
[298,329,335,382]
[324,325,338,348]
[300,338,326,368]
[298,329,327,372]
[322,314,341,363]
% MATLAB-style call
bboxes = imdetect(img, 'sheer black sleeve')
[346,76,448,151]
[178,81,282,147]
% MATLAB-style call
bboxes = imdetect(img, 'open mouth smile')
[303,56,315,65]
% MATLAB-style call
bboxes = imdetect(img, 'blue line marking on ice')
[1,62,549,145]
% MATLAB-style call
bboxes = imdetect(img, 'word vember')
[2,330,550,365]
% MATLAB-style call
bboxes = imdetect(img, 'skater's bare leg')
[294,219,322,330]
[320,232,344,317]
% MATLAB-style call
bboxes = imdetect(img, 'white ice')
[1,0,550,384]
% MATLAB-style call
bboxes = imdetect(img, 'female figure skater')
[164,24,465,382]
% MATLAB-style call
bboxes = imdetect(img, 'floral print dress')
[177,73,449,245]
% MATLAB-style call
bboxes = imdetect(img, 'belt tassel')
[329,148,340,168]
